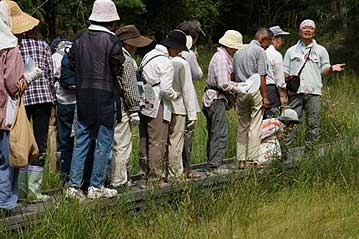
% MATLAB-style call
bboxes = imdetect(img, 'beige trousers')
[139,104,169,179]
[237,90,263,162]
[109,112,132,187]
[168,114,186,178]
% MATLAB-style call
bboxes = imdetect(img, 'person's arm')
[158,61,179,100]
[258,49,270,108]
[186,51,203,81]
[120,59,141,114]
[44,43,56,102]
[4,47,24,97]
[273,54,287,106]
[321,48,345,76]
[180,62,197,121]
[283,49,291,78]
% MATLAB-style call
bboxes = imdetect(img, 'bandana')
[299,19,316,30]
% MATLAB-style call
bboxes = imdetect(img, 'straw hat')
[4,0,39,34]
[218,30,243,49]
[116,25,152,47]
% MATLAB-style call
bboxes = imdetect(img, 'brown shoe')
[186,171,203,178]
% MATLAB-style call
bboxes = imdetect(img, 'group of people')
[0,0,346,212]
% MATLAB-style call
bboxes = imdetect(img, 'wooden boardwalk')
[0,141,346,231]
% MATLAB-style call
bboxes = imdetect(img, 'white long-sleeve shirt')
[140,44,178,121]
[170,56,200,121]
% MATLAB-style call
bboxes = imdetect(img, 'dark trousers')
[25,103,52,166]
[203,99,228,168]
[264,84,281,119]
[56,103,76,181]
[182,118,195,172]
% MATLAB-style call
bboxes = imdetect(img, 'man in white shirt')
[138,30,187,186]
[264,26,290,118]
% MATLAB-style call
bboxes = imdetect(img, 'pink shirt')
[202,47,238,107]
[0,46,24,130]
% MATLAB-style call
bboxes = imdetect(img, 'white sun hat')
[89,0,120,22]
[218,30,243,49]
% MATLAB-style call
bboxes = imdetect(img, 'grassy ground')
[4,49,359,238]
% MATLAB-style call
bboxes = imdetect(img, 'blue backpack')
[59,48,76,90]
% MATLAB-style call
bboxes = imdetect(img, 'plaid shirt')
[118,48,140,113]
[20,38,55,106]
[203,47,237,107]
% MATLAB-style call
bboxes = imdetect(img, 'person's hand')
[331,64,345,72]
[129,112,140,126]
[262,97,270,109]
[49,105,57,126]
[17,79,26,96]
[175,92,182,99]
[280,96,288,107]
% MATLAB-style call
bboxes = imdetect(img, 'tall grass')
[5,50,359,238]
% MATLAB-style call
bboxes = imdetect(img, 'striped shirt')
[20,38,55,106]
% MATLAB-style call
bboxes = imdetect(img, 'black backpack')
[136,54,164,93]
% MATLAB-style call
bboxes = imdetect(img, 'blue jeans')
[56,103,76,181]
[0,130,18,209]
[69,120,114,188]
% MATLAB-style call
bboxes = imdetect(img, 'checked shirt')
[20,38,55,106]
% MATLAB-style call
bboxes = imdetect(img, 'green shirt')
[283,40,331,95]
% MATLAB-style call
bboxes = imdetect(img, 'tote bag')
[9,96,39,168]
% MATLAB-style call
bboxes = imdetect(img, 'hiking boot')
[65,187,86,201]
[87,186,117,199]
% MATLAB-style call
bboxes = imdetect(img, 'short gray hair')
[254,27,272,41]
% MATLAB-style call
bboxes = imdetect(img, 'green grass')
[6,49,359,238]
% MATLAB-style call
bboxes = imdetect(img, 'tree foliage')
[14,0,359,70]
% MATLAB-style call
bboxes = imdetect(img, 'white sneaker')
[87,186,117,199]
[65,187,86,200]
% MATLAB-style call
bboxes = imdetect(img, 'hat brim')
[275,32,290,37]
[123,36,153,48]
[218,38,243,50]
[11,13,39,34]
[161,39,188,51]
[279,116,300,124]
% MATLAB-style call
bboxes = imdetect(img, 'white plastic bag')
[23,57,42,84]
[5,96,17,127]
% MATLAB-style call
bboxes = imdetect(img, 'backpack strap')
[137,54,166,86]
[139,54,165,71]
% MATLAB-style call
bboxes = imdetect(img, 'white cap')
[219,30,243,49]
[89,0,120,23]
[279,109,299,123]
[269,26,290,37]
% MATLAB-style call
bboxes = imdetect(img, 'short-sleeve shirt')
[233,40,267,83]
[266,45,286,88]
[283,40,330,95]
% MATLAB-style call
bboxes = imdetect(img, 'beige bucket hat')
[89,0,120,23]
[218,30,243,49]
[4,0,39,34]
